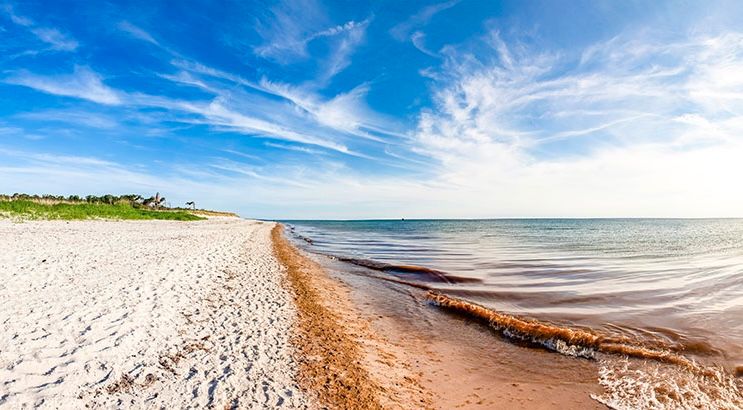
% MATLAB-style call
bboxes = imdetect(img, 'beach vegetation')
[0,193,205,221]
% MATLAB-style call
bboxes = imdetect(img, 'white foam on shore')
[591,358,743,410]
[0,219,309,408]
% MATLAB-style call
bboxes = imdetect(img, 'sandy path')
[0,219,309,409]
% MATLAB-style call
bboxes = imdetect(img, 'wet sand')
[272,225,431,409]
[275,225,607,409]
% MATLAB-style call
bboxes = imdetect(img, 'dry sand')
[0,218,309,408]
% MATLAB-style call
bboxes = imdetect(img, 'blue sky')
[2,0,743,218]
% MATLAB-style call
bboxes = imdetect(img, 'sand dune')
[0,219,309,408]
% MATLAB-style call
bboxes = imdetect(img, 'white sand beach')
[0,218,310,408]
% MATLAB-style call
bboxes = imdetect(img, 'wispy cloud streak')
[2,4,78,51]
[5,66,121,104]
[117,21,159,45]
[390,0,460,40]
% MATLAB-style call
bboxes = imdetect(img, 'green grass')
[0,200,204,221]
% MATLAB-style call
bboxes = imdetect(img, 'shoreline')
[271,224,431,409]
[274,224,607,409]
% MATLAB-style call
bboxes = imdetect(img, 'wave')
[592,359,743,410]
[328,255,481,284]
[425,291,743,408]
[286,226,480,284]
[427,292,699,368]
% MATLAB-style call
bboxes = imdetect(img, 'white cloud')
[411,31,438,57]
[170,60,266,93]
[401,29,743,217]
[2,4,32,26]
[256,16,369,82]
[5,60,399,157]
[29,27,78,51]
[192,99,352,153]
[0,147,118,167]
[265,141,327,155]
[252,0,365,64]
[16,109,119,129]
[6,66,122,105]
[318,19,369,82]
[117,21,159,45]
[251,0,370,82]
[129,91,365,156]
[389,0,460,41]
[252,0,325,61]
[220,149,261,161]
[257,79,395,141]
[390,1,459,62]
[158,71,217,93]
[153,60,407,153]
[2,5,78,51]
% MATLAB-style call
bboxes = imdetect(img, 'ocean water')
[285,219,743,408]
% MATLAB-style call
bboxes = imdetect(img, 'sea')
[284,219,743,409]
